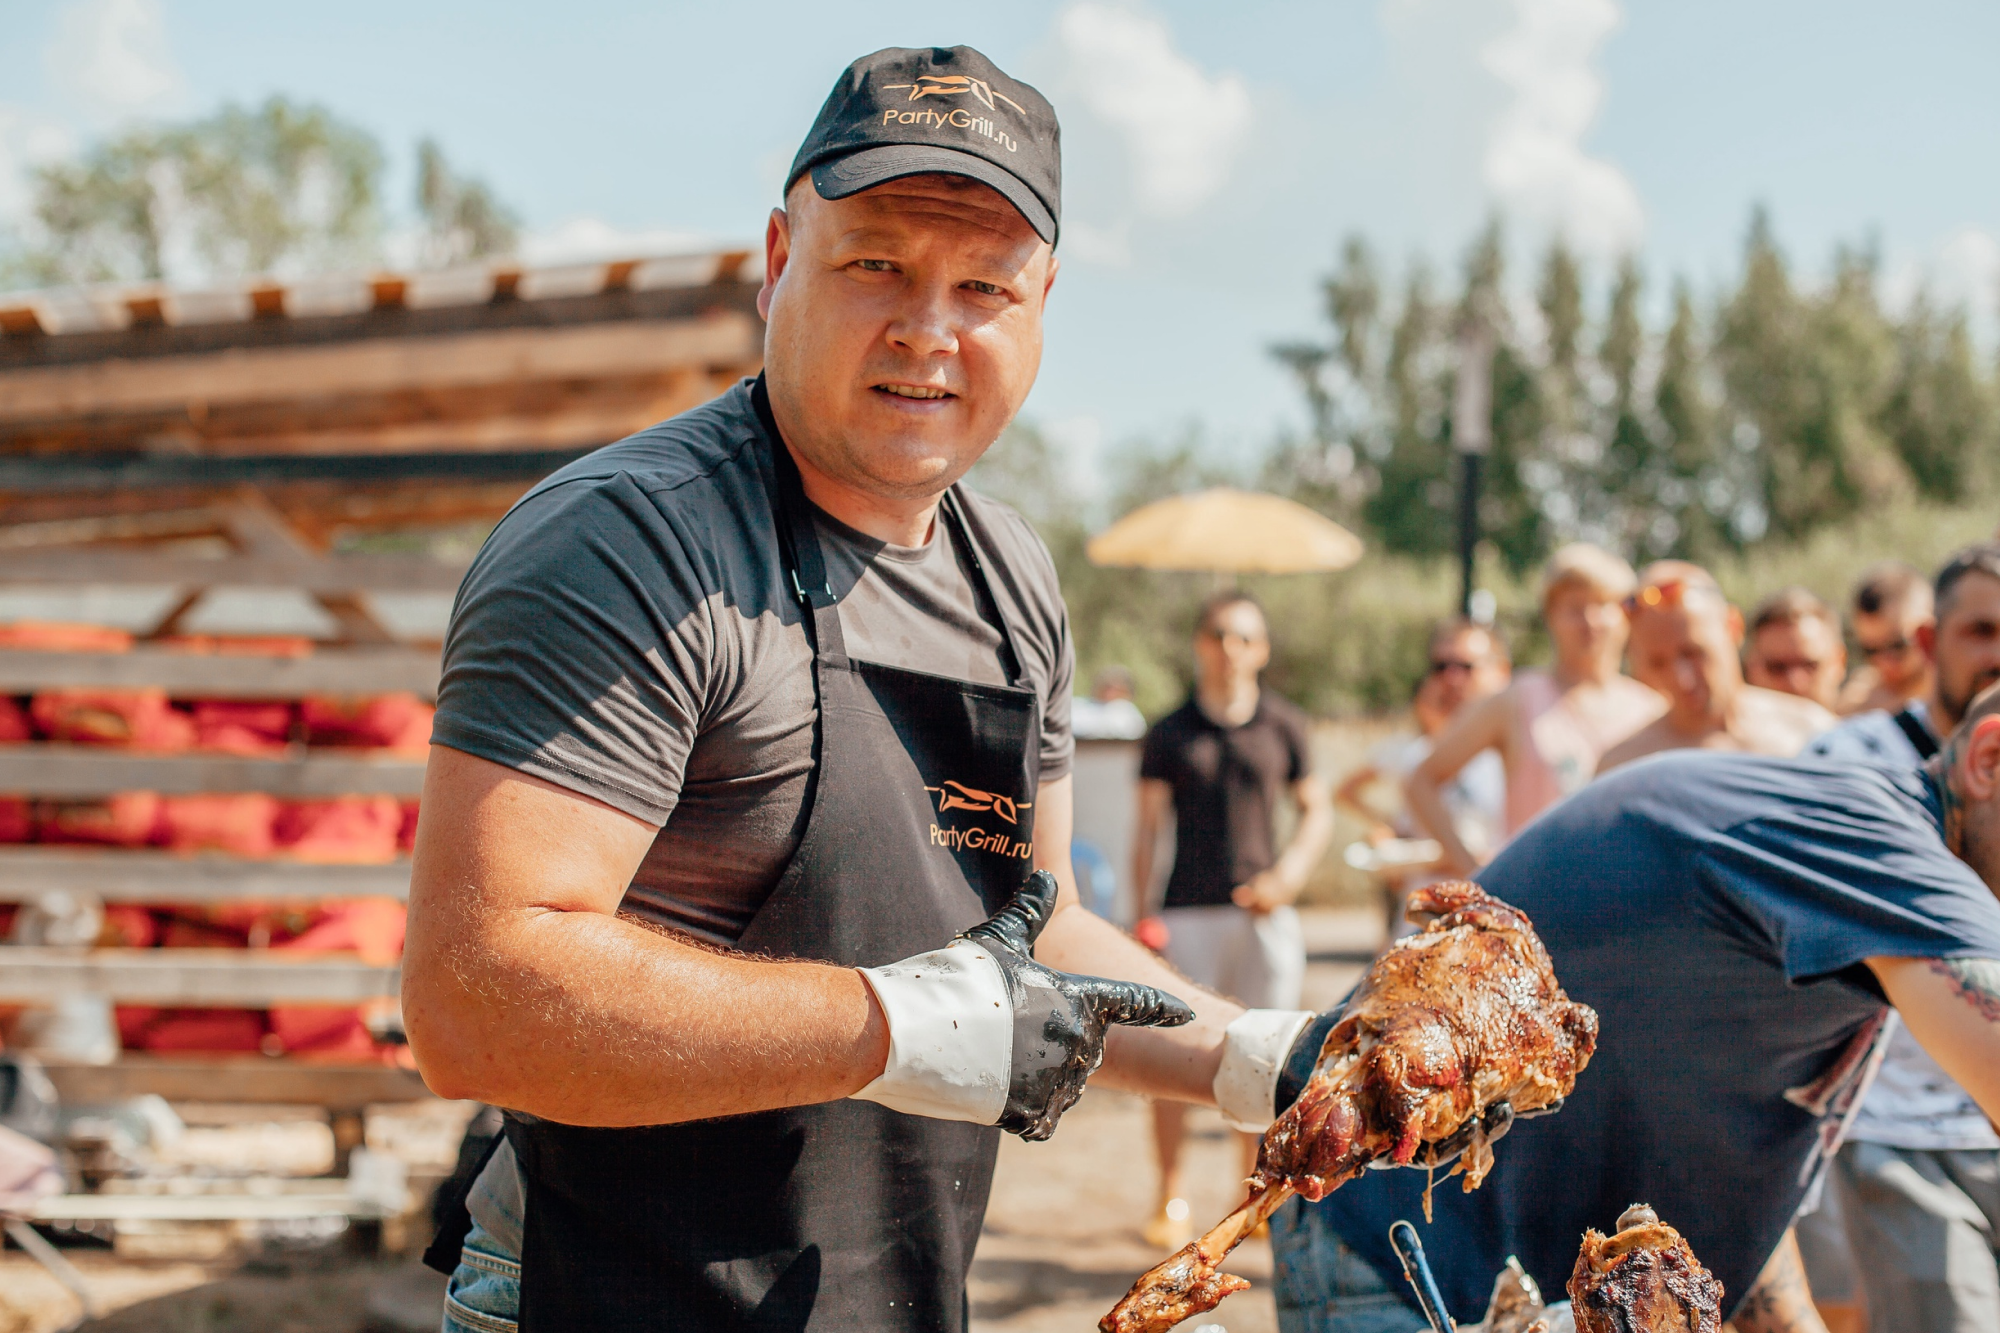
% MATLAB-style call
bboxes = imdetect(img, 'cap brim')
[811,146,1056,245]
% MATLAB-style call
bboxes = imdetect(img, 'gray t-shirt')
[433,379,1073,947]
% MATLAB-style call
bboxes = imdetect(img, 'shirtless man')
[1405,543,1661,873]
[1598,561,1834,772]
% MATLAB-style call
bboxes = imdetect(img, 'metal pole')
[1451,323,1494,617]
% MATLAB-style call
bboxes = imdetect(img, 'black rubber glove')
[1270,999,1556,1170]
[960,870,1194,1141]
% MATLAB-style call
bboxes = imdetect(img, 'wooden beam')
[0,947,399,1004]
[0,647,439,699]
[29,1192,403,1222]
[0,849,410,902]
[40,1055,432,1108]
[0,548,469,591]
[0,311,758,422]
[0,744,426,797]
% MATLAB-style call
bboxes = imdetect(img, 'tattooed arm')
[1867,955,2000,1124]
[1726,1229,1828,1333]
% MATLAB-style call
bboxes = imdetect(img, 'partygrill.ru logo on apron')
[925,780,1034,860]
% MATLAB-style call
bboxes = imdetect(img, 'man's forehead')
[1942,568,2000,623]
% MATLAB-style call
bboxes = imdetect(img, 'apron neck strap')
[751,375,1027,687]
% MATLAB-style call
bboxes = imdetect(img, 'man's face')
[1545,585,1627,669]
[1853,604,1932,694]
[1427,628,1503,715]
[758,174,1057,501]
[1194,602,1270,694]
[1626,596,1743,730]
[1745,617,1845,710]
[1932,572,2000,726]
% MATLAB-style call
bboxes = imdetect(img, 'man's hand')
[1231,868,1297,915]
[853,872,1194,1141]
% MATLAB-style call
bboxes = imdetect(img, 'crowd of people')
[1127,539,2000,1332]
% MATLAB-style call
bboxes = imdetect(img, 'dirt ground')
[0,912,1376,1333]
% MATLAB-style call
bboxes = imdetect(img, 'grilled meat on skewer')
[1569,1205,1724,1333]
[1100,882,1598,1333]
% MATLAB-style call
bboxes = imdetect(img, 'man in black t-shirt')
[1132,590,1335,1248]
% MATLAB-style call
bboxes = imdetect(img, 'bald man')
[1598,561,1835,773]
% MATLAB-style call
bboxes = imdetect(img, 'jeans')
[442,1218,521,1333]
[1270,1196,1427,1333]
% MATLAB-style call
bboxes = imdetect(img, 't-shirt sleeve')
[1702,785,2000,986]
[1285,708,1313,783]
[1138,721,1177,783]
[432,474,716,826]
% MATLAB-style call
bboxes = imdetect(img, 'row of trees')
[1268,216,1998,571]
[1,97,517,289]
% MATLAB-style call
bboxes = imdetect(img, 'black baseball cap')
[786,46,1061,245]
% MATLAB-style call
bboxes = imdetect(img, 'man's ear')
[1961,716,2000,803]
[1917,618,1939,664]
[757,208,790,321]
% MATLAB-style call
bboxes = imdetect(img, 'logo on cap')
[884,74,1027,116]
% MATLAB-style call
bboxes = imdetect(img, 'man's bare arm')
[402,745,888,1126]
[1726,1228,1828,1333]
[1405,689,1511,874]
[1869,954,2000,1124]
[1130,777,1171,922]
[1030,774,1239,1104]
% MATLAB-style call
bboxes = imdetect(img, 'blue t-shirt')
[1306,751,2000,1323]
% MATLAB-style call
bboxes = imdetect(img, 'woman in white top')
[1403,543,1664,875]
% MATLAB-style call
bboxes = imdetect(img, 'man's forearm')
[1034,902,1239,1103]
[405,905,888,1126]
[1869,954,2000,1125]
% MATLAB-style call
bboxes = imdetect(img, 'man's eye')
[854,259,895,272]
[964,280,1006,296]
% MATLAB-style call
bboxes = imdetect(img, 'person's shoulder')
[1595,717,1669,774]
[524,380,766,511]
[1144,698,1203,741]
[1258,690,1312,735]
[954,486,1061,591]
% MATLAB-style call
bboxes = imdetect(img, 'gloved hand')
[851,871,1194,1141]
[1267,1006,1556,1169]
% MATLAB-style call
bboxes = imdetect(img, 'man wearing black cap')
[402,47,1320,1332]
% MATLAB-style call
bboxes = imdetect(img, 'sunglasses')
[1427,658,1477,676]
[1623,579,1688,616]
[1860,637,1915,660]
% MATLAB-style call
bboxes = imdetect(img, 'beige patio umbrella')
[1085,487,1363,574]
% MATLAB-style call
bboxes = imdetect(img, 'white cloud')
[46,0,183,121]
[1053,3,1253,218]
[1480,0,1643,257]
[1932,228,2000,315]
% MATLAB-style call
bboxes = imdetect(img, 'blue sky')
[4,0,1999,487]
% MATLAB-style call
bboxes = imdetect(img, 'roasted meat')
[1100,882,1598,1333]
[1569,1205,1724,1333]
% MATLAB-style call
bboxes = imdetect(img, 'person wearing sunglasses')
[1836,561,1936,718]
[1336,619,1511,937]
[1744,587,1847,713]
[1596,561,1835,774]
[1404,543,1663,876]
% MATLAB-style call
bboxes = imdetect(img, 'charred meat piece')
[1258,880,1598,1200]
[1100,882,1598,1333]
[1568,1205,1724,1333]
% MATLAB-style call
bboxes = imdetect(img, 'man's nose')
[887,285,960,358]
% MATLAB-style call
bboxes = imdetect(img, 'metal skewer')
[1389,1219,1458,1333]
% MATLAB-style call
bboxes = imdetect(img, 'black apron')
[509,391,1043,1332]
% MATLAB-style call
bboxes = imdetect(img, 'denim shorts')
[1269,1196,1427,1333]
[442,1219,521,1333]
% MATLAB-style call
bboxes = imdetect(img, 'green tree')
[416,139,519,268]
[20,96,384,284]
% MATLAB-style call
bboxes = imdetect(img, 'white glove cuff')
[1215,1008,1315,1132]
[850,939,1011,1125]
